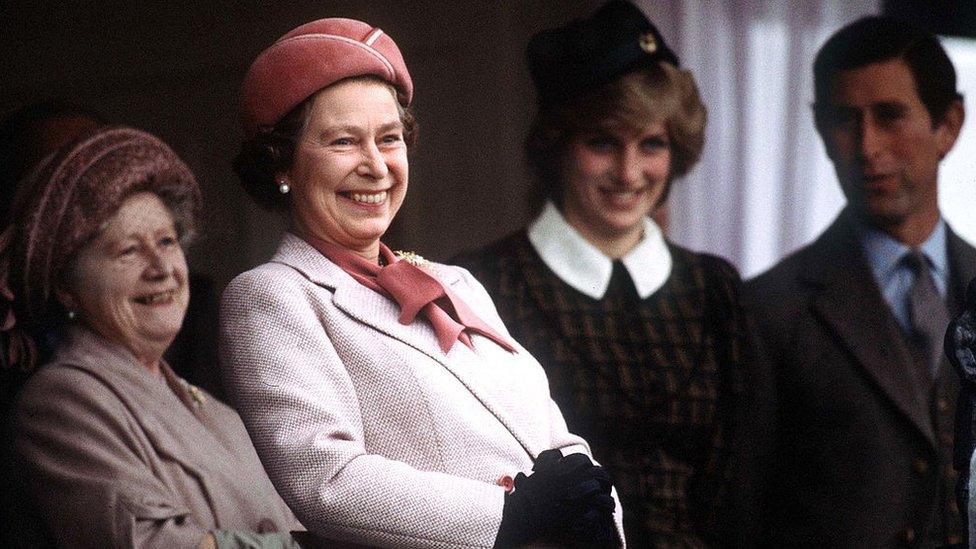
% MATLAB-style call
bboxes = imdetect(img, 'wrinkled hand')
[494,449,619,548]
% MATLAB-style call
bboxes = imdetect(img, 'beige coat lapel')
[272,233,541,458]
[57,328,245,521]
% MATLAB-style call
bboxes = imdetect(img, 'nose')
[356,142,389,179]
[615,145,642,186]
[857,117,882,161]
[143,247,173,280]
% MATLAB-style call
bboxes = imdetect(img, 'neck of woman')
[567,219,644,260]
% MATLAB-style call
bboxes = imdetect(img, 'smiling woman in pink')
[224,16,625,549]
[0,126,300,548]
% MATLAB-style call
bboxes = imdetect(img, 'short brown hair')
[525,62,706,208]
[234,76,418,211]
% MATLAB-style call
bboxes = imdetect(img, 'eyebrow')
[320,120,403,135]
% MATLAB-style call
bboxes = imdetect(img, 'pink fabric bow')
[307,236,516,354]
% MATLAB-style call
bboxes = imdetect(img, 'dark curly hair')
[234,76,418,211]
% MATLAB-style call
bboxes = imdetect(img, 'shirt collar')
[859,218,948,283]
[527,201,672,299]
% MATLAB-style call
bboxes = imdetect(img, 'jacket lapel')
[803,215,936,447]
[272,233,450,363]
[271,233,539,456]
[57,327,239,487]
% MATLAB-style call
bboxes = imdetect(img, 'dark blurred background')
[3,0,975,292]
[0,0,609,292]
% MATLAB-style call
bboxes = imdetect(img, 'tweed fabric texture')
[14,326,299,548]
[219,233,625,548]
[455,231,746,548]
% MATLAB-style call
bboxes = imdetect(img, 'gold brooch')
[639,32,658,54]
[180,378,206,407]
[394,250,430,268]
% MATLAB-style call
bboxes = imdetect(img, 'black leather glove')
[493,449,619,548]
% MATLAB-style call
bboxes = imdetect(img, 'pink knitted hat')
[0,125,200,370]
[239,17,414,137]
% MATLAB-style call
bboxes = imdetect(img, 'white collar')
[526,201,672,299]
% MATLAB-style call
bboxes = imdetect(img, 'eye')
[824,106,859,129]
[330,136,355,146]
[118,245,137,258]
[584,136,616,153]
[640,136,669,152]
[381,132,403,145]
[874,103,907,126]
[159,235,178,247]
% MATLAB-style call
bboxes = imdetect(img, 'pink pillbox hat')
[240,17,413,137]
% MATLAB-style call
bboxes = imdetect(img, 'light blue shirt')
[859,220,949,333]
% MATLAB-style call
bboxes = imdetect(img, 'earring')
[277,179,290,194]
[67,309,76,320]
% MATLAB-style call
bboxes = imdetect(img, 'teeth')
[139,290,174,305]
[349,191,387,204]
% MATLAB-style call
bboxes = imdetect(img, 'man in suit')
[745,16,971,547]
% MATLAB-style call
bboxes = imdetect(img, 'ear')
[936,99,965,159]
[812,105,838,162]
[55,287,77,312]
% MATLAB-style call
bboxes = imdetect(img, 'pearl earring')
[67,310,76,320]
[277,179,290,194]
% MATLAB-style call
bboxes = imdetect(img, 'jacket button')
[912,459,929,475]
[937,398,950,412]
[900,528,916,543]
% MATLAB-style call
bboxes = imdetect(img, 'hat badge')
[639,32,658,54]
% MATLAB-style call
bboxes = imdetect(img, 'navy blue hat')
[527,1,679,107]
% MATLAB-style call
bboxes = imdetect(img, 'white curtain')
[940,37,976,248]
[637,0,881,277]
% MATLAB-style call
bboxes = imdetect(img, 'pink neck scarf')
[307,236,516,355]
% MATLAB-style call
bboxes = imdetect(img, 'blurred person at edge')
[0,126,303,548]
[223,15,623,549]
[455,2,755,546]
[0,100,103,546]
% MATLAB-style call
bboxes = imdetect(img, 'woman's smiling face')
[560,120,672,250]
[284,78,409,260]
[61,192,189,368]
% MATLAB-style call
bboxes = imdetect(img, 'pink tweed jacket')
[220,233,625,548]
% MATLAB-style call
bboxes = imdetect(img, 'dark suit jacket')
[744,211,975,547]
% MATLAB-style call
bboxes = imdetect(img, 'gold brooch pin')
[639,32,658,54]
[180,378,206,407]
[394,250,430,268]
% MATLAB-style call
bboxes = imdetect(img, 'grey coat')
[744,212,975,547]
[15,326,299,548]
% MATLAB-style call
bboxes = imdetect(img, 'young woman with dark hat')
[224,16,624,548]
[455,2,753,545]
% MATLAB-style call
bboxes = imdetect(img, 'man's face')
[816,58,961,241]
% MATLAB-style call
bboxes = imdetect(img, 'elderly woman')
[455,2,751,546]
[1,126,300,548]
[224,17,623,549]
